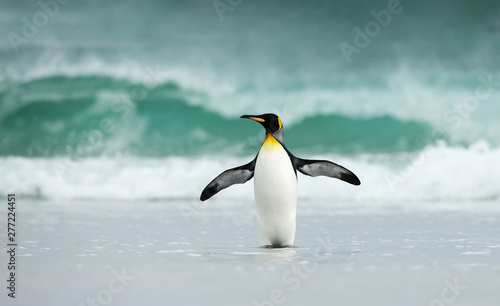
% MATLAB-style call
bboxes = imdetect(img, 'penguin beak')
[240,115,265,123]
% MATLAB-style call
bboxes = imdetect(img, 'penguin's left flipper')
[293,157,361,186]
[200,158,256,201]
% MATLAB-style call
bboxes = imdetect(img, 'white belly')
[254,136,297,247]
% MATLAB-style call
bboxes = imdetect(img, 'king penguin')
[200,113,360,248]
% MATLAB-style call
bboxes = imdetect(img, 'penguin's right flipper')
[200,158,256,201]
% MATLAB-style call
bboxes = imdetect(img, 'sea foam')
[1,142,498,202]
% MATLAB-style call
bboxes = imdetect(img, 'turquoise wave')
[286,115,435,154]
[0,76,438,157]
[1,0,498,158]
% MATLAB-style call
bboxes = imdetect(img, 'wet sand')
[1,199,499,306]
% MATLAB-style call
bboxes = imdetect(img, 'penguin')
[200,113,360,248]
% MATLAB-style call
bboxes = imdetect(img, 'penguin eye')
[270,118,281,132]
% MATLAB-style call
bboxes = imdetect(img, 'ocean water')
[1,0,500,202]
[1,0,500,305]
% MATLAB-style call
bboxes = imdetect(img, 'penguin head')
[241,113,283,134]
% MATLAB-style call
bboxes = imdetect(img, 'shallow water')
[2,199,499,306]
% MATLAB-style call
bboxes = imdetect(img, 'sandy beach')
[2,199,499,306]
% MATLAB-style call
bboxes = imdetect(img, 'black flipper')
[288,152,361,186]
[200,157,257,201]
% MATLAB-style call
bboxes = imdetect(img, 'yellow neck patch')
[262,133,281,149]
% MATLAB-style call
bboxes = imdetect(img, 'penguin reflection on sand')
[200,114,360,248]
